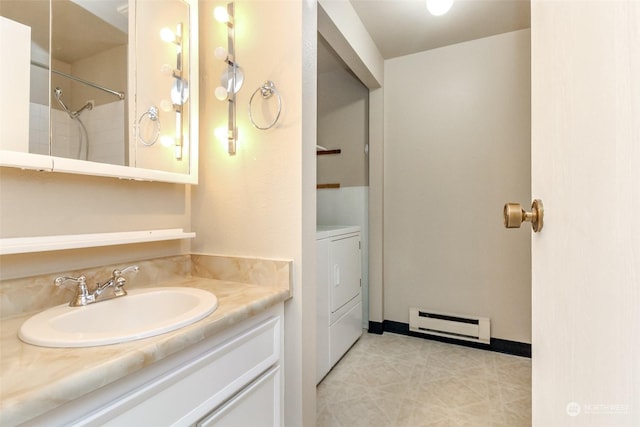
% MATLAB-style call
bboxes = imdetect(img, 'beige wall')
[72,45,127,108]
[0,167,191,280]
[317,41,368,188]
[384,30,531,343]
[192,1,316,425]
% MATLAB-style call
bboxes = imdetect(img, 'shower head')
[54,87,93,117]
[54,87,74,118]
[74,101,93,116]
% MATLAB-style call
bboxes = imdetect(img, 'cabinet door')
[95,315,281,426]
[329,235,361,313]
[197,366,281,427]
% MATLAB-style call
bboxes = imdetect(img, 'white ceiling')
[349,0,530,59]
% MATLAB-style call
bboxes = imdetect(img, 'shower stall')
[38,61,127,164]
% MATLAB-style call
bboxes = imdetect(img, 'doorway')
[316,35,370,328]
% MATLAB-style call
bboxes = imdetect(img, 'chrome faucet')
[55,265,139,307]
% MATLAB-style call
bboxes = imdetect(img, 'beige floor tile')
[317,332,532,427]
[316,407,341,427]
[325,395,395,427]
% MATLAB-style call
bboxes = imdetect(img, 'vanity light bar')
[215,2,239,155]
[174,22,184,160]
[161,22,185,160]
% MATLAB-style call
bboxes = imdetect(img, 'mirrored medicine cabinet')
[0,0,198,184]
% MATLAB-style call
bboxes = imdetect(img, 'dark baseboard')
[367,321,384,335]
[490,338,532,358]
[375,320,531,358]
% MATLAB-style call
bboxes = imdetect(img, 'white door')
[531,1,639,426]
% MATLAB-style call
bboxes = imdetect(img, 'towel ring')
[137,106,160,146]
[248,81,282,130]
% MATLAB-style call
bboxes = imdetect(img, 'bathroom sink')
[19,287,218,348]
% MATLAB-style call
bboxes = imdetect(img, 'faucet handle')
[110,266,138,297]
[54,275,87,289]
[113,265,139,277]
[55,275,91,306]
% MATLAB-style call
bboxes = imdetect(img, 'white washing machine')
[316,225,362,384]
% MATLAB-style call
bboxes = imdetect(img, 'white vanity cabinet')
[316,226,362,384]
[27,304,284,427]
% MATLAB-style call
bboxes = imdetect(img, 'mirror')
[133,0,191,174]
[49,0,128,164]
[0,0,197,183]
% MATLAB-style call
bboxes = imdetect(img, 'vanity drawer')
[101,315,281,426]
[196,365,281,427]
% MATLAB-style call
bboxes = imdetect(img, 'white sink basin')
[19,287,218,348]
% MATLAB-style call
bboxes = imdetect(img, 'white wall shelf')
[0,229,196,255]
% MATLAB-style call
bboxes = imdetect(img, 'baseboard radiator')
[409,308,490,344]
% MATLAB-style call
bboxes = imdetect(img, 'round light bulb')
[160,27,176,43]
[160,135,174,147]
[215,86,228,101]
[214,46,228,61]
[161,64,173,76]
[214,6,229,23]
[214,127,227,141]
[160,99,173,112]
[426,0,454,16]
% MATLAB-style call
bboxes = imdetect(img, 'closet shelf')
[0,229,196,255]
[317,183,340,189]
[316,149,341,155]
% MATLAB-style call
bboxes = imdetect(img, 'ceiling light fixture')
[426,0,454,16]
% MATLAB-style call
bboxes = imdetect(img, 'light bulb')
[214,127,227,141]
[161,64,173,76]
[215,86,228,101]
[214,6,229,23]
[426,0,454,16]
[160,27,176,43]
[160,135,174,147]
[214,46,228,61]
[160,99,173,112]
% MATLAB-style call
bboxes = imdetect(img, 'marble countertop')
[0,277,290,426]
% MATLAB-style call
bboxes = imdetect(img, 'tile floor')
[316,332,531,427]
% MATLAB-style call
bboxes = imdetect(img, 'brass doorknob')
[503,199,544,232]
